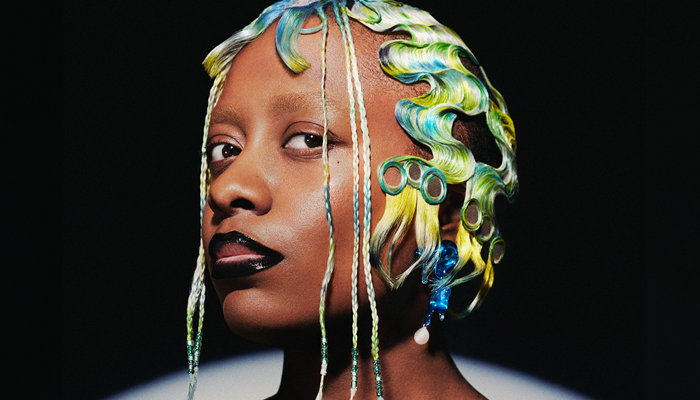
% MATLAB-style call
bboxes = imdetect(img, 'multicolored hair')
[186,1,517,399]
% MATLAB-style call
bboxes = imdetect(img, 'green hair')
[362,1,518,314]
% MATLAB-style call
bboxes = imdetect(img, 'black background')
[30,0,693,399]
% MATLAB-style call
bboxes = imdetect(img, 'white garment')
[104,350,592,400]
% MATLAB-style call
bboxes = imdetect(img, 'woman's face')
[202,19,426,344]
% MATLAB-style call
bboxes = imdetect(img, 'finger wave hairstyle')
[186,1,518,399]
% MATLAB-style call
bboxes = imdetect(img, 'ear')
[438,184,465,242]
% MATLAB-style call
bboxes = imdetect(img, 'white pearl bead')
[414,326,429,345]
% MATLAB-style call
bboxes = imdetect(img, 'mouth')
[208,231,284,279]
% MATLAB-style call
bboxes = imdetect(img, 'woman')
[186,0,517,398]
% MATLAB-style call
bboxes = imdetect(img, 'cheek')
[204,166,348,337]
[210,201,332,339]
[201,206,215,269]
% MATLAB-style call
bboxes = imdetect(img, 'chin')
[219,289,321,347]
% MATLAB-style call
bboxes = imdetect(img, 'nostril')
[231,198,255,210]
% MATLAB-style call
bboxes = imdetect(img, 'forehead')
[210,15,422,160]
[213,15,422,113]
[209,13,428,167]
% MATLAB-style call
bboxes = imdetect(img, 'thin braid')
[186,69,226,344]
[186,244,206,400]
[340,6,384,399]
[186,246,204,342]
[197,267,206,334]
[315,13,333,400]
[333,2,361,397]
[187,66,229,400]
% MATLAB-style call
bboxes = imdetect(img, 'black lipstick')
[208,231,284,279]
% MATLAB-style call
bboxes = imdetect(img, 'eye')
[284,133,324,149]
[209,143,241,162]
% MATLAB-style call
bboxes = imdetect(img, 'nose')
[206,149,273,219]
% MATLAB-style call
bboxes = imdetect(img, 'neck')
[270,321,485,400]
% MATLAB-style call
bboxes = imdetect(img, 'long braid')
[340,5,384,399]
[332,2,361,397]
[185,244,205,400]
[315,12,333,400]
[187,67,229,400]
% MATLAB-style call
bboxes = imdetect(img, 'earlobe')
[438,184,465,242]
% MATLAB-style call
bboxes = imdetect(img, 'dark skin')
[203,15,486,399]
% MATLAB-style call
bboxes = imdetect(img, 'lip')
[208,231,284,279]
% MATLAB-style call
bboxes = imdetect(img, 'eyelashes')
[284,132,324,149]
[208,143,242,162]
[283,121,338,152]
[205,127,341,170]
[206,132,326,162]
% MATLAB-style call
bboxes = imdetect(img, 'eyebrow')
[210,106,240,125]
[210,92,329,125]
[267,92,325,115]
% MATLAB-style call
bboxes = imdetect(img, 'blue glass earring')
[414,240,459,344]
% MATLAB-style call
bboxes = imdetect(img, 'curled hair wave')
[357,1,518,316]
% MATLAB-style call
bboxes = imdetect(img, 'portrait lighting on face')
[185,1,518,399]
